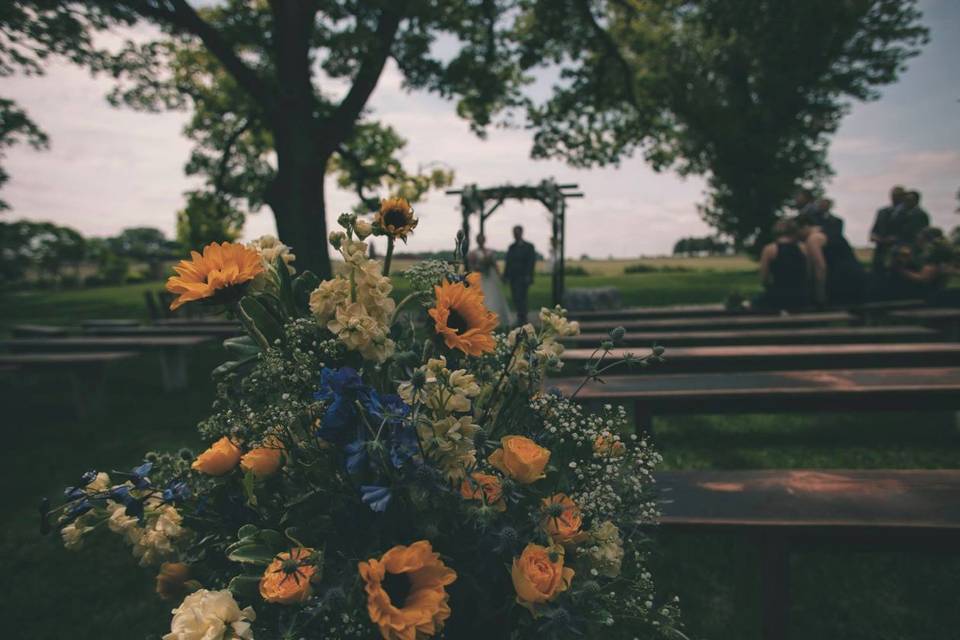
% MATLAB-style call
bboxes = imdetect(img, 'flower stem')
[383,236,396,277]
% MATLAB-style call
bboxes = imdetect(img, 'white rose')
[164,589,256,640]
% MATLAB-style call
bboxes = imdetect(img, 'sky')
[3,0,958,258]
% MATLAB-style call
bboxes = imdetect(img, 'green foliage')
[672,236,732,257]
[0,219,85,286]
[521,0,929,248]
[175,191,243,251]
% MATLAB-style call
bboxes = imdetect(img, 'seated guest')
[753,218,810,311]
[892,227,956,302]
[796,210,865,307]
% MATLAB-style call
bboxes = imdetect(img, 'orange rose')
[488,436,550,484]
[240,438,284,478]
[155,562,200,600]
[192,436,242,476]
[511,543,574,610]
[593,435,626,458]
[460,472,506,511]
[260,547,317,604]
[541,494,587,545]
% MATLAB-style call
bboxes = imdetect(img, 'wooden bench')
[0,336,213,391]
[562,325,939,348]
[83,324,242,338]
[653,469,960,639]
[889,308,960,341]
[550,367,960,432]
[154,318,238,327]
[849,299,925,325]
[80,319,142,329]
[558,342,960,375]
[10,324,69,338]
[569,303,735,321]
[575,311,856,333]
[0,351,138,416]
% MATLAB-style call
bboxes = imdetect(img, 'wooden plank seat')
[568,303,735,321]
[549,367,960,432]
[557,342,960,375]
[80,318,142,328]
[0,336,213,392]
[154,318,238,327]
[83,324,242,338]
[652,469,960,639]
[575,311,856,333]
[889,308,960,340]
[10,324,69,338]
[0,351,138,417]
[561,325,939,348]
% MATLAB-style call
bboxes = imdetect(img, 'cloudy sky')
[3,0,958,257]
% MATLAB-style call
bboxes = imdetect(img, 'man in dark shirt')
[870,185,907,277]
[503,225,536,325]
[900,190,931,242]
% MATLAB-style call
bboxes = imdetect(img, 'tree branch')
[324,6,404,149]
[336,145,381,210]
[137,0,276,118]
[213,117,251,196]
[575,0,639,109]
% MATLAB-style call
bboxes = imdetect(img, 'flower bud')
[328,231,345,249]
[354,218,373,239]
[337,212,357,230]
[610,326,626,341]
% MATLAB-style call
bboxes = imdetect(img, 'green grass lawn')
[2,269,958,639]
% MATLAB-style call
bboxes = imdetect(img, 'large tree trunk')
[268,145,332,280]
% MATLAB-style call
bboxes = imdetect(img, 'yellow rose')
[511,543,574,610]
[260,547,317,604]
[192,436,242,476]
[240,438,284,478]
[488,436,550,484]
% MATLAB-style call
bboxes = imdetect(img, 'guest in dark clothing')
[753,218,810,311]
[870,185,907,278]
[503,225,536,325]
[899,190,931,243]
[797,209,865,307]
[892,227,955,301]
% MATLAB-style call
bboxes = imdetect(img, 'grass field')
[2,262,958,640]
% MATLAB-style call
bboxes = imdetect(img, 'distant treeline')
[1,220,181,290]
[672,236,733,257]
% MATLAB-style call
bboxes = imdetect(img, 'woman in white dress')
[467,234,512,327]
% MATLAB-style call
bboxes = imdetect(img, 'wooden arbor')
[447,180,583,305]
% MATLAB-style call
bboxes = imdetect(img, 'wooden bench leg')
[159,347,189,392]
[634,400,654,438]
[760,536,790,640]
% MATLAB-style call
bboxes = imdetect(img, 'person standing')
[503,225,536,326]
[899,190,931,243]
[467,233,512,326]
[869,185,907,278]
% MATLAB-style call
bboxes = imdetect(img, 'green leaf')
[228,575,262,600]
[239,296,284,348]
[237,524,259,540]
[292,270,321,314]
[226,542,275,565]
[211,354,259,378]
[223,335,260,358]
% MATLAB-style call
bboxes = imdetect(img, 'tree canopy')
[520,0,929,249]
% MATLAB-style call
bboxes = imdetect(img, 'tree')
[107,225,179,279]
[0,3,132,209]
[0,219,85,284]
[521,0,928,249]
[175,191,243,251]
[89,1,523,277]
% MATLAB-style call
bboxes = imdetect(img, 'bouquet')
[47,199,683,639]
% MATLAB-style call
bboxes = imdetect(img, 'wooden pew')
[562,325,938,348]
[0,336,213,391]
[575,311,856,333]
[81,319,141,329]
[10,324,69,338]
[549,367,960,433]
[0,351,138,416]
[568,303,734,321]
[83,324,242,338]
[653,469,960,639]
[889,308,960,341]
[558,343,960,375]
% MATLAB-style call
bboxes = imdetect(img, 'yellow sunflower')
[166,242,263,310]
[428,276,498,356]
[358,540,457,640]
[375,197,418,240]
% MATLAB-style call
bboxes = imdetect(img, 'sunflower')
[375,197,418,240]
[358,540,457,640]
[428,276,498,356]
[166,242,263,310]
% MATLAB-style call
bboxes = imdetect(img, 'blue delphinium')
[314,367,371,444]
[359,485,392,512]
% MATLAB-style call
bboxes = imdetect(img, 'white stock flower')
[587,521,624,578]
[163,589,256,640]
[248,235,296,274]
[87,472,111,493]
[308,279,351,323]
[61,521,94,550]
